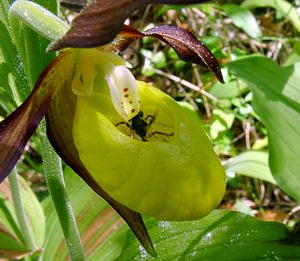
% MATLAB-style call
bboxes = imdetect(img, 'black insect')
[115,111,174,142]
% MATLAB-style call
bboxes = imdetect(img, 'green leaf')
[42,167,129,260]
[119,210,300,260]
[228,55,300,201]
[242,0,300,32]
[151,51,167,69]
[252,136,268,150]
[141,49,167,69]
[43,168,300,260]
[0,20,30,104]
[0,194,23,247]
[18,177,45,247]
[34,0,58,16]
[9,0,57,87]
[0,176,45,258]
[283,42,300,66]
[224,151,277,184]
[0,228,30,259]
[0,0,12,27]
[223,4,262,38]
[210,108,235,140]
[209,79,248,99]
[0,62,17,111]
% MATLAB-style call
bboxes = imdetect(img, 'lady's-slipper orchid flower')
[72,80,225,220]
[0,0,225,254]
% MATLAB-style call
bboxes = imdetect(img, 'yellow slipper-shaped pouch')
[73,81,225,221]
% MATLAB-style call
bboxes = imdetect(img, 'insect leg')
[115,122,131,128]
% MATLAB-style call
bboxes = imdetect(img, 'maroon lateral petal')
[144,25,224,83]
[46,73,156,257]
[112,25,224,83]
[48,0,210,51]
[109,25,145,53]
[0,51,73,183]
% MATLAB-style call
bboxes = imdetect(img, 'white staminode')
[106,65,139,121]
[71,49,140,120]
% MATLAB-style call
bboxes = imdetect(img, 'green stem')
[8,168,35,250]
[38,120,86,261]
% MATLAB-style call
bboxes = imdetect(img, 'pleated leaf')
[228,56,300,201]
[43,169,300,260]
[224,150,277,184]
[0,176,45,259]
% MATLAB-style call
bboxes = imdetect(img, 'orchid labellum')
[0,0,225,255]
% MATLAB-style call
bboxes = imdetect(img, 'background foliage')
[1,0,300,260]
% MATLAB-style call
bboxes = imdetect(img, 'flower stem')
[9,0,68,42]
[38,120,85,261]
[8,168,36,250]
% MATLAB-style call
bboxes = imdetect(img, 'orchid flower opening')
[71,48,140,120]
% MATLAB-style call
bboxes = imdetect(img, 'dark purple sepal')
[48,0,210,51]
